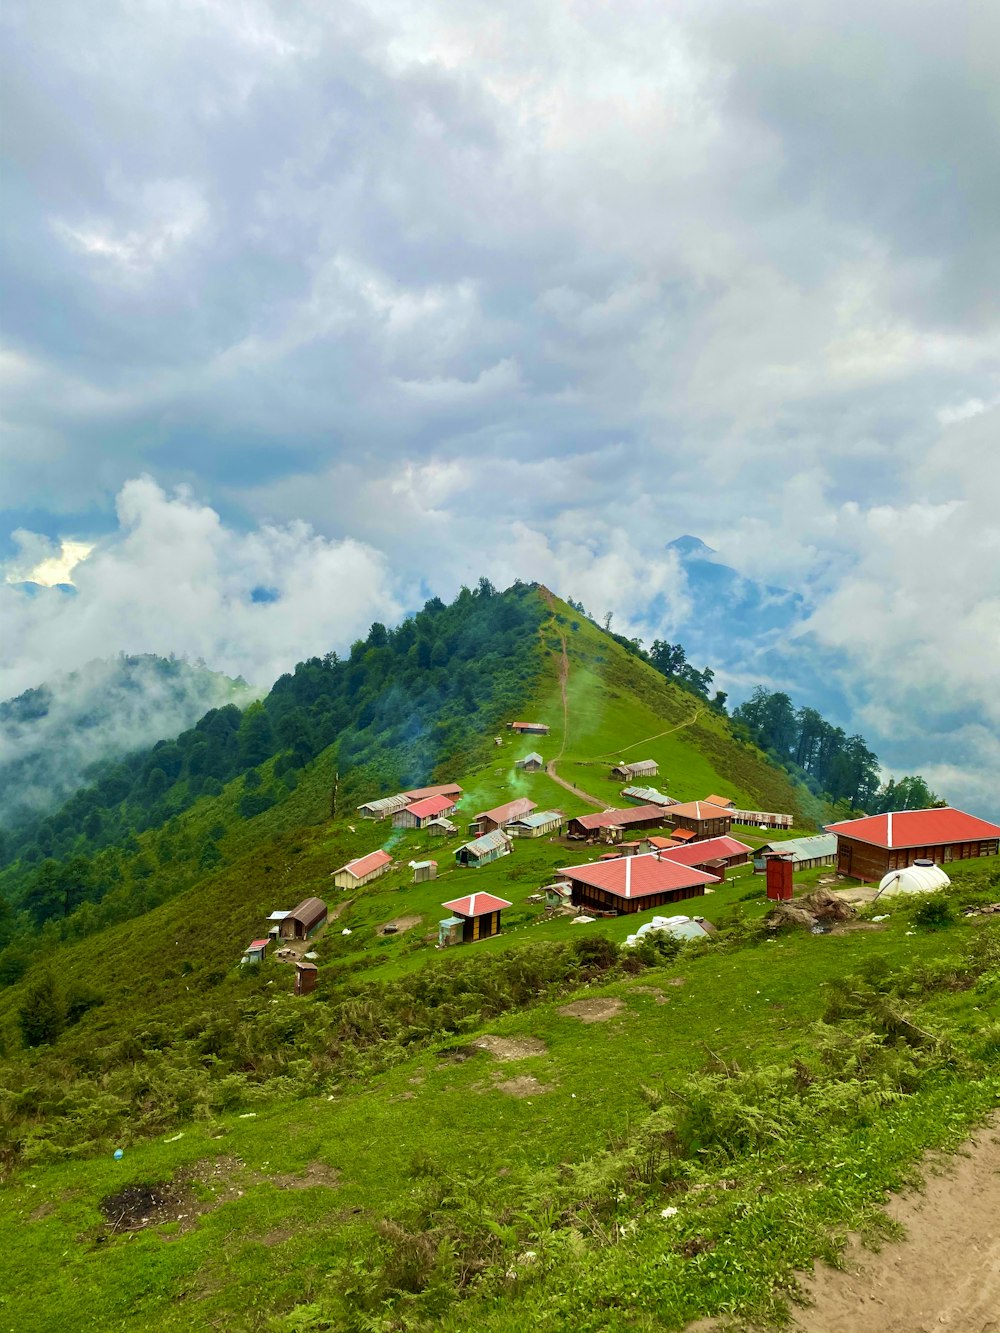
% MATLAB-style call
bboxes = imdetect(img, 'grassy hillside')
[2,581,972,1330]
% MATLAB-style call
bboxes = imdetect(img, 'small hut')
[515,752,545,773]
[242,939,269,964]
[612,759,659,780]
[294,961,318,995]
[454,829,512,867]
[425,816,458,837]
[544,880,573,907]
[438,891,513,944]
[410,859,438,883]
[279,898,328,940]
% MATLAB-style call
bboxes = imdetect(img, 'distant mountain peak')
[666,535,717,559]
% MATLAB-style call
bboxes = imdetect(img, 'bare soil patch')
[559,997,625,1023]
[630,986,670,1004]
[493,1075,553,1099]
[791,1115,1000,1333]
[473,1035,548,1060]
[98,1155,246,1237]
[266,1162,340,1191]
[379,913,422,935]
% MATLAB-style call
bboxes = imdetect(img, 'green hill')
[1,582,996,1331]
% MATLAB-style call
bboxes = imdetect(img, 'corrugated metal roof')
[509,810,562,828]
[460,829,511,856]
[477,797,536,823]
[403,783,464,800]
[516,751,545,765]
[658,835,753,866]
[667,799,733,821]
[826,807,1000,850]
[621,785,673,805]
[560,851,718,900]
[286,897,328,929]
[571,805,665,831]
[756,834,837,862]
[338,849,392,879]
[442,892,513,916]
[357,794,410,815]
[405,793,457,818]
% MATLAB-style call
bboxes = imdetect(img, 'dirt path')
[791,1115,1000,1333]
[594,701,703,761]
[537,596,607,809]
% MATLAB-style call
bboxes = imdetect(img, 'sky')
[1,0,999,812]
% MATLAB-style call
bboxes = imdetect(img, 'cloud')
[0,478,402,696]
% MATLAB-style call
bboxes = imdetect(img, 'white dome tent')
[875,859,951,898]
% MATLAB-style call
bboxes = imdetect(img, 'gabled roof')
[657,835,752,866]
[286,897,328,929]
[477,797,536,823]
[826,807,1000,850]
[668,828,697,843]
[570,805,665,831]
[517,751,545,765]
[338,849,392,879]
[357,793,410,815]
[560,852,719,901]
[667,799,733,822]
[247,939,269,950]
[442,892,513,916]
[621,785,673,805]
[404,783,463,801]
[405,793,457,818]
[510,721,549,730]
[755,834,837,861]
[706,794,734,809]
[460,829,512,856]
[509,809,562,829]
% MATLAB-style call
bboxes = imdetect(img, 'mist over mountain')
[0,654,255,829]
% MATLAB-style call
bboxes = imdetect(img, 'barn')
[454,829,512,867]
[471,797,537,835]
[331,849,393,890]
[753,834,837,874]
[438,891,513,945]
[565,805,666,839]
[612,759,659,780]
[392,793,458,829]
[279,898,328,939]
[665,799,733,842]
[559,852,719,915]
[507,809,563,838]
[826,808,1000,883]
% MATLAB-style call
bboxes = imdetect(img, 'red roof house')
[665,799,733,841]
[826,807,1000,881]
[331,849,393,889]
[657,835,752,879]
[439,892,513,945]
[473,797,537,834]
[403,783,463,802]
[392,793,458,828]
[565,805,666,838]
[559,852,719,915]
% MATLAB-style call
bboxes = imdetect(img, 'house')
[624,915,717,947]
[279,898,328,940]
[331,849,393,890]
[875,861,951,898]
[425,816,458,837]
[454,829,512,867]
[559,852,719,915]
[658,834,753,879]
[665,799,733,842]
[438,891,513,945]
[392,793,458,829]
[753,834,837,874]
[356,793,411,820]
[294,961,318,995]
[565,805,666,839]
[508,809,563,838]
[508,721,550,735]
[730,808,793,830]
[242,938,269,964]
[410,859,438,883]
[826,807,1000,883]
[620,785,674,807]
[705,794,735,810]
[471,797,536,835]
[515,752,545,772]
[403,783,464,802]
[544,880,573,907]
[611,759,659,780]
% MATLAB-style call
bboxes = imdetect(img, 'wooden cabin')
[294,961,318,995]
[356,793,410,820]
[507,809,562,838]
[559,852,719,916]
[664,799,733,842]
[392,793,458,829]
[658,835,752,878]
[331,849,393,891]
[279,898,328,940]
[826,808,1000,883]
[425,816,458,837]
[454,829,512,867]
[515,752,545,773]
[471,797,536,835]
[438,891,513,944]
[611,759,659,780]
[507,721,550,735]
[566,805,665,839]
[753,834,836,874]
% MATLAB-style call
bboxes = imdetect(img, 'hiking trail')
[537,589,606,809]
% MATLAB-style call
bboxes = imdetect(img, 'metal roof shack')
[658,835,752,872]
[473,797,537,833]
[826,807,1000,883]
[357,793,411,820]
[515,752,545,771]
[508,809,563,837]
[279,898,328,940]
[331,849,393,890]
[621,785,674,807]
[559,852,718,915]
[612,759,659,779]
[753,834,836,872]
[455,828,512,867]
[439,891,513,945]
[566,805,666,837]
[403,783,464,802]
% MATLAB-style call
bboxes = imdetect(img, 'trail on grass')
[537,588,606,809]
[594,701,704,761]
